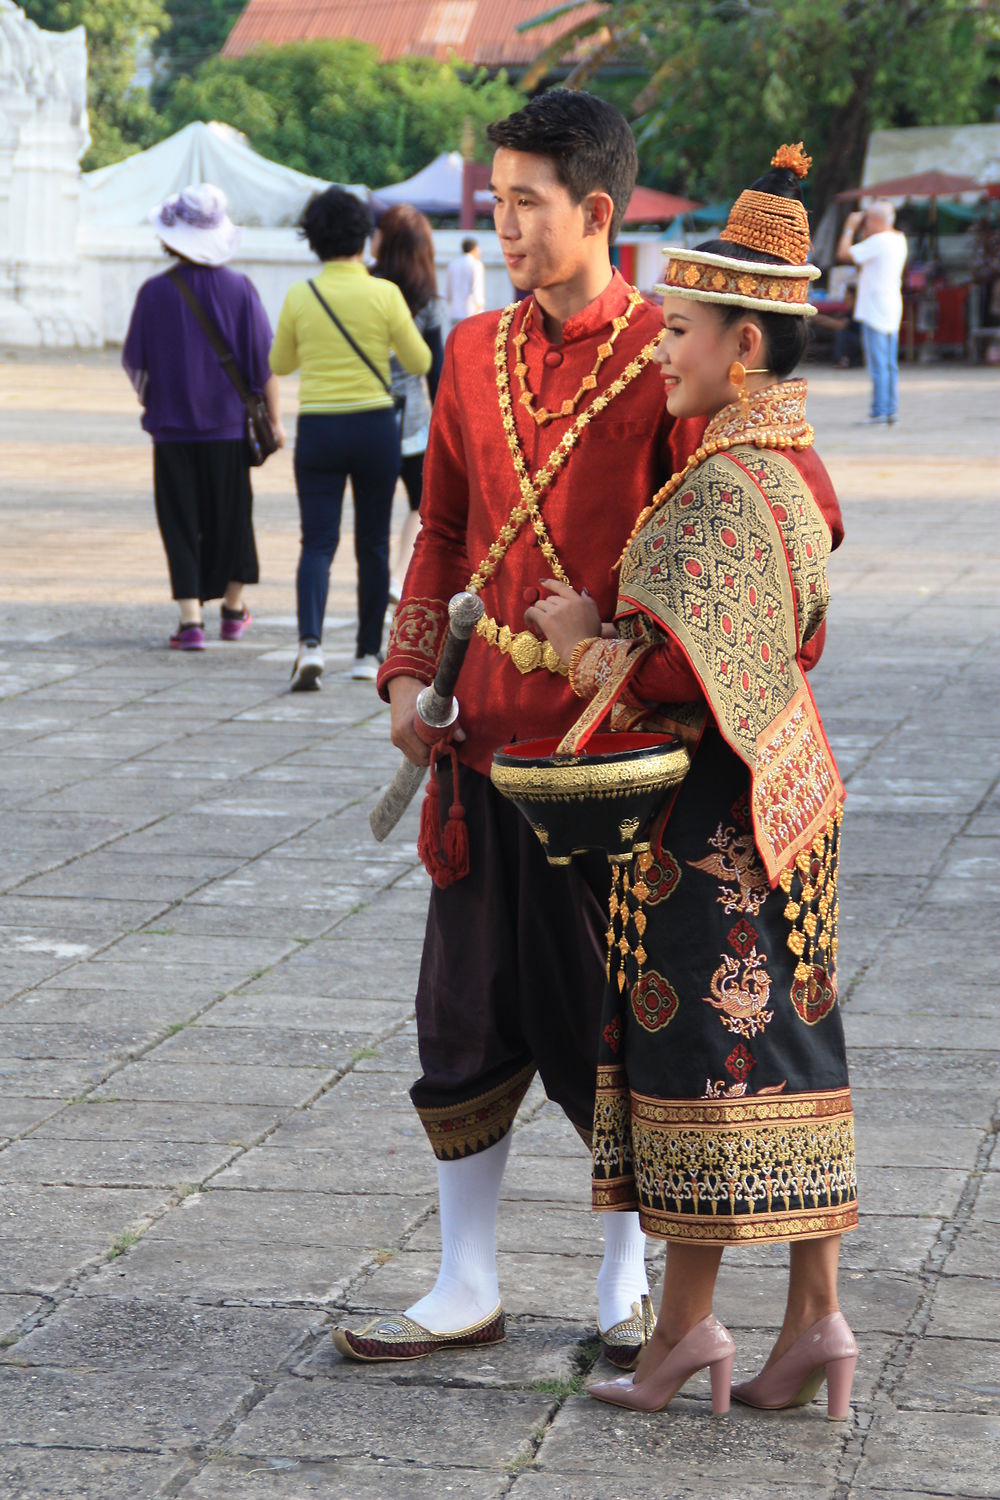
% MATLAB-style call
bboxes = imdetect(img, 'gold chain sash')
[469,298,660,676]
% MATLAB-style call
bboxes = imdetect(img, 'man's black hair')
[299,187,374,261]
[486,89,637,244]
[697,164,810,376]
[461,236,478,253]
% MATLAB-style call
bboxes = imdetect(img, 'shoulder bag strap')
[168,266,253,404]
[307,279,394,398]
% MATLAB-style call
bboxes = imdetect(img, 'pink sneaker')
[170,621,205,651]
[220,605,251,641]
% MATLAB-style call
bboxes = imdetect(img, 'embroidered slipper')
[599,1294,656,1370]
[332,1304,505,1362]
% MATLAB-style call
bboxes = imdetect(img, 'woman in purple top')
[122,183,285,650]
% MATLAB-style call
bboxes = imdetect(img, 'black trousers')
[400,451,425,511]
[411,765,610,1159]
[153,439,258,603]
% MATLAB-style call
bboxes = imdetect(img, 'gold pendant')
[541,641,565,675]
[509,630,543,675]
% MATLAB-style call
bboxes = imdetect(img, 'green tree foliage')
[23,0,167,167]
[162,41,524,185]
[151,0,246,108]
[522,0,1000,220]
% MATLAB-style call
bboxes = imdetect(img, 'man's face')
[490,148,594,293]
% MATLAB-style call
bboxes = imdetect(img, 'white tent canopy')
[862,124,1000,189]
[373,150,492,216]
[81,120,365,227]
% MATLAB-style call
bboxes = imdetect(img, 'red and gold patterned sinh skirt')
[592,727,858,1245]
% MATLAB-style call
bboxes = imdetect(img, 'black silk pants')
[411,765,609,1160]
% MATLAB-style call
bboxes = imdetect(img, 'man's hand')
[388,676,430,766]
[387,675,465,767]
[523,579,603,663]
[836,210,865,263]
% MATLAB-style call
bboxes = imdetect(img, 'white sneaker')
[290,641,324,692]
[350,654,381,681]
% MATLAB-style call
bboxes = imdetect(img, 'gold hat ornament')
[656,144,820,316]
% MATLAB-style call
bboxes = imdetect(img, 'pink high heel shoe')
[588,1314,735,1415]
[731,1311,858,1420]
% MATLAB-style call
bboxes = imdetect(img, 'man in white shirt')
[446,237,486,323]
[837,200,907,425]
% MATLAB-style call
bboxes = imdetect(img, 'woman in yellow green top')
[270,188,431,689]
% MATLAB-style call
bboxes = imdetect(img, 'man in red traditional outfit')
[333,91,704,1366]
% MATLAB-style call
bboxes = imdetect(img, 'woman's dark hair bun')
[746,166,803,199]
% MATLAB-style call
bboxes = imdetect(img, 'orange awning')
[836,170,987,201]
[624,185,700,223]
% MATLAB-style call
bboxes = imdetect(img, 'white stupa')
[0,0,98,346]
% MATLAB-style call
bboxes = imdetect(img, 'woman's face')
[653,296,757,420]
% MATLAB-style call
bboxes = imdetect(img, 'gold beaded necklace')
[615,379,814,571]
[513,288,644,425]
[466,297,660,676]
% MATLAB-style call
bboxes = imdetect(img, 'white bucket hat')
[149,183,242,266]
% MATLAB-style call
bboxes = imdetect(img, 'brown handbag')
[168,267,279,466]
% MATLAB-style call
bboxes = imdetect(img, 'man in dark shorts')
[333,91,704,1365]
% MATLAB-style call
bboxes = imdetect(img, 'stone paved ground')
[0,351,998,1499]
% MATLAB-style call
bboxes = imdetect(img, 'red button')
[542,348,564,367]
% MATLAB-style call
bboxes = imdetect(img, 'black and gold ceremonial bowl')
[491,732,690,866]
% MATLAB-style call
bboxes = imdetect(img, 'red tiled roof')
[624,185,699,223]
[223,0,606,66]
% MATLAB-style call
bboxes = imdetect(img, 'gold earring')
[729,361,769,407]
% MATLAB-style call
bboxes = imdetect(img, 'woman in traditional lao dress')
[524,146,859,1418]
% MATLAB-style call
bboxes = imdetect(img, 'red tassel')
[441,747,470,885]
[417,744,469,888]
[417,749,447,885]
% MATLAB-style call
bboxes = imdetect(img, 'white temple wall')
[82,227,668,345]
[0,3,96,346]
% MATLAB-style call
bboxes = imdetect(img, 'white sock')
[597,1210,650,1330]
[405,1131,511,1334]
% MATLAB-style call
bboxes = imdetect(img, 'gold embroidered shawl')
[617,446,843,885]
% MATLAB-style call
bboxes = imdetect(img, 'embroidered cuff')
[569,636,636,700]
[380,597,449,698]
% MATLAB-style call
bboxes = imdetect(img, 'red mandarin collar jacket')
[378,269,706,774]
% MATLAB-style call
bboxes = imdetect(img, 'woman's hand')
[523,579,602,663]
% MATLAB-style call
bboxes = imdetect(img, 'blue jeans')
[294,408,400,654]
[860,324,899,419]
